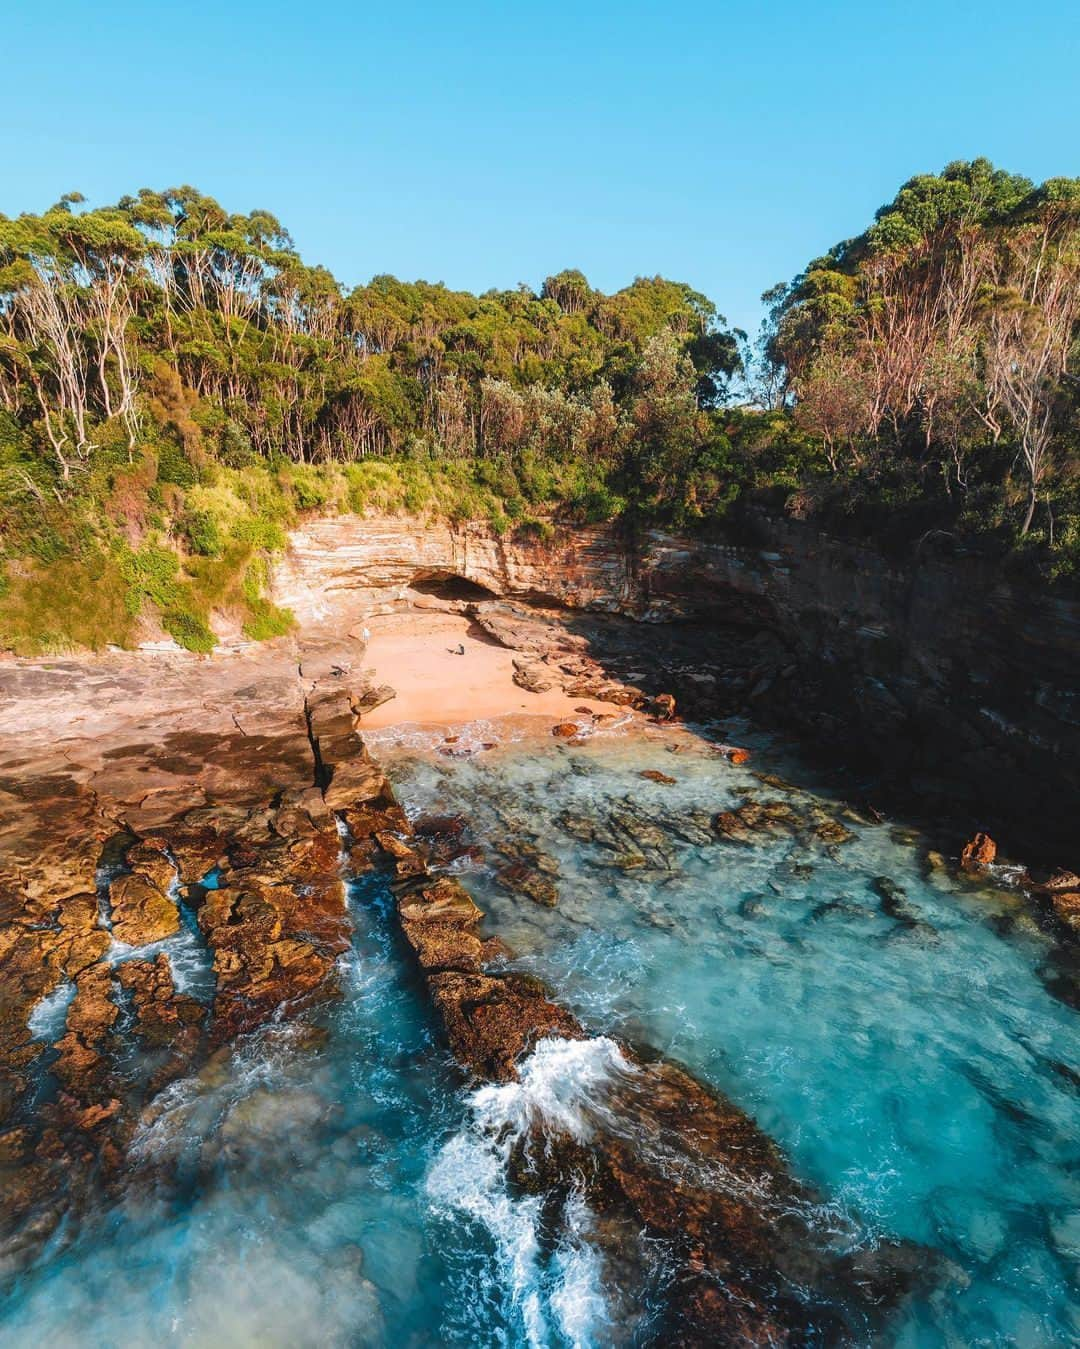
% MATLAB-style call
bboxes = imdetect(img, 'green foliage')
[161,607,216,653]
[764,158,1080,581]
[120,543,182,613]
[178,507,223,557]
[157,442,198,488]
[2,168,1078,661]
[241,557,295,640]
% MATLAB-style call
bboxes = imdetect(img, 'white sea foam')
[548,1194,610,1348]
[27,979,76,1041]
[469,1034,636,1144]
[427,1036,633,1346]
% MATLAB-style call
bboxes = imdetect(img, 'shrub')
[157,442,197,487]
[162,607,216,653]
[179,507,224,557]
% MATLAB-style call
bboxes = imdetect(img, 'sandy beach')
[359,610,590,729]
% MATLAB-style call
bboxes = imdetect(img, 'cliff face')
[275,517,636,622]
[275,514,1079,859]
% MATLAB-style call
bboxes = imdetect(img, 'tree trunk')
[1020,486,1037,536]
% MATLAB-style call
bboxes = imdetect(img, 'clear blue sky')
[2,0,1077,335]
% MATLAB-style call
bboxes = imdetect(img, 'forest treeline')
[1,159,1078,652]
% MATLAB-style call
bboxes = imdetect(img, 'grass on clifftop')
[0,420,616,655]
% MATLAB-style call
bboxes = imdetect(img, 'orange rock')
[109,872,180,947]
[640,770,677,785]
[722,746,751,765]
[961,832,997,870]
[551,722,579,738]
[1050,891,1080,934]
[649,693,677,720]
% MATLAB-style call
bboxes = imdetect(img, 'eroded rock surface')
[0,641,404,1272]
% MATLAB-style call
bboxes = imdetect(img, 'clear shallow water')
[370,717,1080,1345]
[3,872,602,1348]
[5,718,1079,1346]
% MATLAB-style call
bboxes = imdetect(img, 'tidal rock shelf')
[1,637,932,1342]
[0,642,417,1276]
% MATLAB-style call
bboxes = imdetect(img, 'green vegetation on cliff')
[1,163,1078,652]
[765,159,1080,574]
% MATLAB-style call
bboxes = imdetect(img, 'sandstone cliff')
[274,513,1079,859]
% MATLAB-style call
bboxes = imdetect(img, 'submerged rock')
[495,862,559,908]
[814,817,855,847]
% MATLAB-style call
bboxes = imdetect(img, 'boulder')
[961,832,997,870]
[511,661,554,694]
[351,684,396,716]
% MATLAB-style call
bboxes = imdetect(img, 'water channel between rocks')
[2,713,1078,1346]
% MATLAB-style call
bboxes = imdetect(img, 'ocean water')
[369,716,1080,1345]
[3,715,1078,1345]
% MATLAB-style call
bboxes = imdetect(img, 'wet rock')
[1027,868,1080,895]
[639,770,677,785]
[814,818,855,847]
[961,832,997,871]
[108,872,180,947]
[397,876,483,928]
[648,692,677,721]
[495,862,559,907]
[503,1042,932,1345]
[402,922,486,974]
[871,876,935,943]
[413,814,466,838]
[551,722,580,739]
[427,971,582,1081]
[557,811,598,843]
[52,964,120,1099]
[1050,892,1080,935]
[115,955,205,1089]
[409,814,479,867]
[721,745,751,765]
[713,798,800,845]
[713,809,756,844]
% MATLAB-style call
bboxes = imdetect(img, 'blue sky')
[2,0,1077,335]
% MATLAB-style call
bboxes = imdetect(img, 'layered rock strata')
[275,512,1079,865]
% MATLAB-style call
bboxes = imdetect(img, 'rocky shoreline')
[0,631,928,1341]
[1,574,1075,1339]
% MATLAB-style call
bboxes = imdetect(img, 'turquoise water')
[3,716,1078,1345]
[1,873,545,1347]
[369,717,1080,1345]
